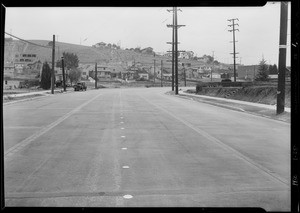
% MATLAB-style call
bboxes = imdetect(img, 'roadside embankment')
[166,84,291,123]
[188,85,290,107]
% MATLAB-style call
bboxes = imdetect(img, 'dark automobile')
[221,79,232,82]
[74,82,87,91]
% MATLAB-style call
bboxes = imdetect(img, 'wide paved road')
[3,87,290,210]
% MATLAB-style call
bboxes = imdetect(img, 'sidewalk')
[3,88,73,105]
[179,90,291,113]
[175,90,290,123]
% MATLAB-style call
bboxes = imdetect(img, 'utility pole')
[61,57,66,92]
[51,35,55,94]
[183,63,186,87]
[167,7,175,91]
[211,51,214,82]
[161,60,163,87]
[276,2,288,114]
[153,59,156,84]
[228,18,239,82]
[95,63,97,89]
[174,7,179,94]
[167,7,185,94]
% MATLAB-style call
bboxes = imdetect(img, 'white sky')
[5,2,291,65]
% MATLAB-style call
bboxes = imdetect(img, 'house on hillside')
[163,52,172,58]
[79,64,94,80]
[179,51,194,60]
[197,55,210,63]
[3,63,15,78]
[141,47,154,54]
[93,42,106,48]
[137,70,149,80]
[162,73,172,80]
[199,65,212,73]
[212,73,221,79]
[97,66,111,78]
[88,66,111,79]
[149,66,162,75]
[109,65,124,78]
[14,53,38,64]
[182,62,192,67]
[14,63,25,74]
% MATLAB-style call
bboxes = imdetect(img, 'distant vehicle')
[221,79,232,82]
[74,82,87,91]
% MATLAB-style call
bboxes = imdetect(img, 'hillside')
[4,39,212,70]
[4,39,166,67]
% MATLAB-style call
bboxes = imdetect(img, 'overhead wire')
[5,32,52,49]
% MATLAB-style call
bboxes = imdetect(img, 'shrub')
[196,82,204,93]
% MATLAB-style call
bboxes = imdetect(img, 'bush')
[196,82,204,93]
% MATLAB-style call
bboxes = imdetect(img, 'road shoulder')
[166,91,290,123]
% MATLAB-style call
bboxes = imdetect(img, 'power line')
[5,32,52,49]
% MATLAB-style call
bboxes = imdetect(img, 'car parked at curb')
[74,82,87,91]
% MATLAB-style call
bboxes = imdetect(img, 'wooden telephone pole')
[51,35,55,94]
[167,7,185,94]
[276,2,288,114]
[228,18,239,82]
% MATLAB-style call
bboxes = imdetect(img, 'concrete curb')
[169,91,290,124]
[3,94,49,106]
[180,91,291,113]
[3,89,73,106]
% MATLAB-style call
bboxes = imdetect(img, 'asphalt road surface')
[3,87,290,210]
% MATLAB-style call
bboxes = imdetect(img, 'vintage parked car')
[73,82,87,91]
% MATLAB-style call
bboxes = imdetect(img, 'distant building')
[197,55,210,63]
[179,51,194,59]
[3,63,15,78]
[79,64,94,80]
[137,70,149,80]
[93,42,106,48]
[163,52,172,58]
[97,66,111,78]
[162,73,172,80]
[14,53,38,64]
[141,47,154,54]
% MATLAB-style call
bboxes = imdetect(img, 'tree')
[68,68,82,85]
[255,59,269,81]
[40,62,52,89]
[134,47,141,53]
[56,52,79,69]
[268,64,278,75]
[213,60,220,65]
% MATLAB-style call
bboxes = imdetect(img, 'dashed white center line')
[121,136,126,138]
[122,166,129,169]
[121,147,127,150]
[123,195,133,199]
[120,121,124,124]
[121,127,125,130]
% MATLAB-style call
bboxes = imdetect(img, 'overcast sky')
[5,2,291,65]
